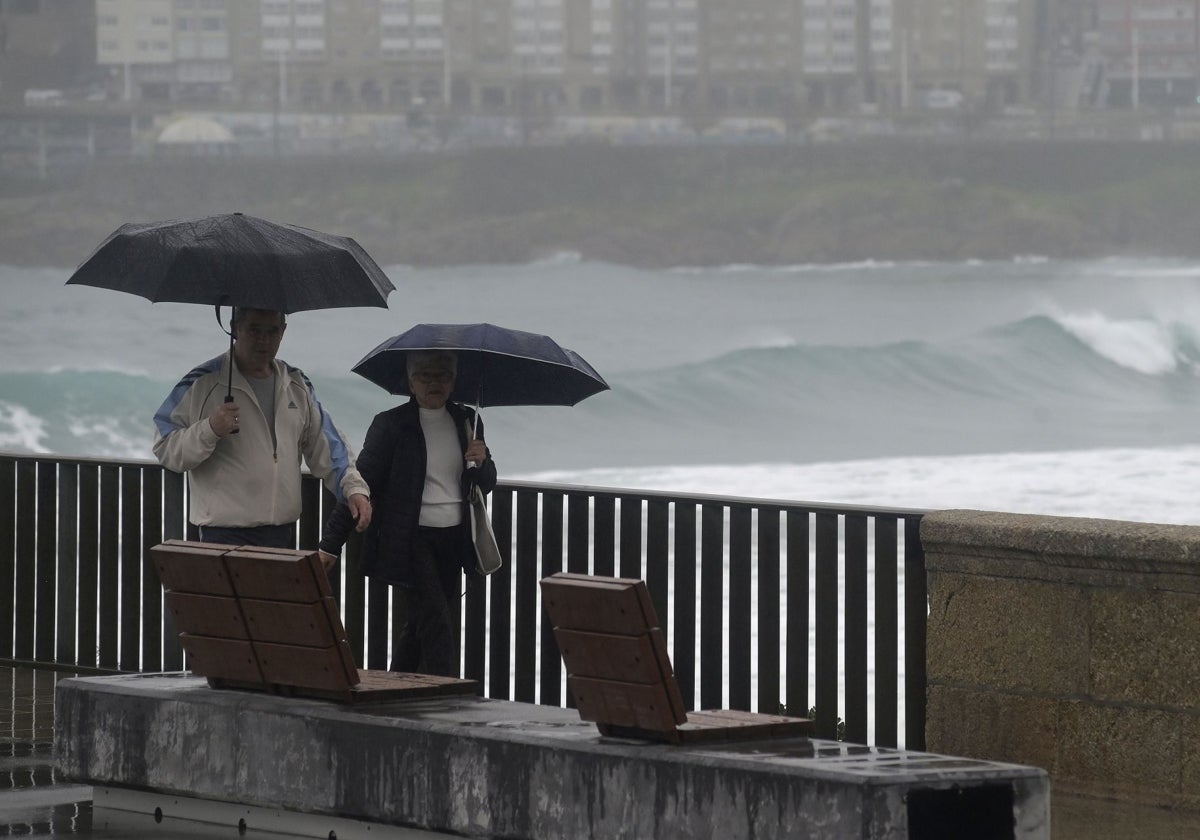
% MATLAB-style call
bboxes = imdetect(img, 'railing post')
[35,461,57,665]
[700,503,725,709]
[98,464,119,670]
[673,501,697,709]
[728,506,752,711]
[539,491,564,706]
[757,507,781,715]
[513,488,539,703]
[0,457,15,660]
[56,463,79,668]
[77,463,99,670]
[874,516,899,748]
[14,458,35,663]
[784,510,809,719]
[814,512,839,739]
[905,516,928,751]
[844,513,868,744]
[119,465,142,672]
[141,465,165,672]
[488,487,514,699]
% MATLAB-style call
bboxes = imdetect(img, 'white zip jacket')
[152,353,369,529]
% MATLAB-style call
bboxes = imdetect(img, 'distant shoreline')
[3,141,1198,269]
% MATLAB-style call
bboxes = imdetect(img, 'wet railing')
[0,452,927,749]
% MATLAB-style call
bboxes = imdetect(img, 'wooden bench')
[540,572,813,744]
[152,539,479,704]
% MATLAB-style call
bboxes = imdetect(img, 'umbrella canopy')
[352,322,609,407]
[66,212,394,313]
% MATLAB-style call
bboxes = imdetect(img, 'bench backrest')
[152,539,360,696]
[540,571,688,737]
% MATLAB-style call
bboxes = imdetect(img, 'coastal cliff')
[3,141,1198,268]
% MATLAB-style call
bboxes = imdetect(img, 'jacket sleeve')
[319,410,396,556]
[151,367,222,473]
[297,373,370,503]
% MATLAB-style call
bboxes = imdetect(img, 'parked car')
[922,89,964,110]
[23,89,64,107]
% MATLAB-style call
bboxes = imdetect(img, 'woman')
[319,349,496,676]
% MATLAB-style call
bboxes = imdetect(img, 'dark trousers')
[199,523,295,549]
[391,525,465,677]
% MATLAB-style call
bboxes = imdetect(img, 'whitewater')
[4,255,1200,526]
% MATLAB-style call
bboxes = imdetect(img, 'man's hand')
[318,550,338,573]
[349,493,372,532]
[209,401,240,437]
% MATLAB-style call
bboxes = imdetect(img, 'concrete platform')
[54,673,1049,839]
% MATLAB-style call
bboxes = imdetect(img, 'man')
[153,308,371,567]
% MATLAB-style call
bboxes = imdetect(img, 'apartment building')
[1096,0,1200,107]
[0,0,96,105]
[77,0,1071,116]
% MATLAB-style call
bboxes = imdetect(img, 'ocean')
[4,255,1200,526]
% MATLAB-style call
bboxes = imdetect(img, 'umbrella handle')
[466,414,480,469]
[224,306,239,434]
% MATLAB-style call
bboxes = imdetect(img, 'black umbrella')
[66,212,394,313]
[66,212,394,407]
[352,322,609,417]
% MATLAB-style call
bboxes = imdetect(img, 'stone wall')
[921,509,1200,808]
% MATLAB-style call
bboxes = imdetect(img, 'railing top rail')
[0,451,929,519]
[498,478,929,518]
[0,451,159,468]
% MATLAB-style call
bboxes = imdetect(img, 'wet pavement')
[4,665,1200,839]
[0,667,91,837]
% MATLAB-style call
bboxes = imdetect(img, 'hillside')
[3,141,1199,268]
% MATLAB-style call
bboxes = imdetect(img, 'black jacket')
[320,399,497,586]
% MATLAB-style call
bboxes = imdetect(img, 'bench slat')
[165,592,248,640]
[256,639,359,690]
[225,549,328,601]
[568,675,683,734]
[154,543,235,596]
[179,634,263,683]
[241,598,340,647]
[541,573,657,635]
[552,628,661,683]
[681,710,814,742]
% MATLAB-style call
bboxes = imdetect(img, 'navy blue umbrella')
[351,322,609,409]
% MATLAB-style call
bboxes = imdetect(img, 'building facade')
[41,0,1183,116]
[1095,0,1200,108]
[0,0,96,105]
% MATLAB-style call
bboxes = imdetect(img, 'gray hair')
[406,350,457,378]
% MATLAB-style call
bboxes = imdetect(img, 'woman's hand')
[465,439,487,466]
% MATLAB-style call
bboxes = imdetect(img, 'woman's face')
[409,365,455,409]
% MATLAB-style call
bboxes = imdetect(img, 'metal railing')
[0,452,927,749]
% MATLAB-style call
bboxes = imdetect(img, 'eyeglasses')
[413,370,454,384]
[242,325,284,340]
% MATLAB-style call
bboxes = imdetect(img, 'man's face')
[409,364,455,409]
[233,309,285,372]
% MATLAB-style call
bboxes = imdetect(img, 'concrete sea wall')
[922,509,1200,809]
